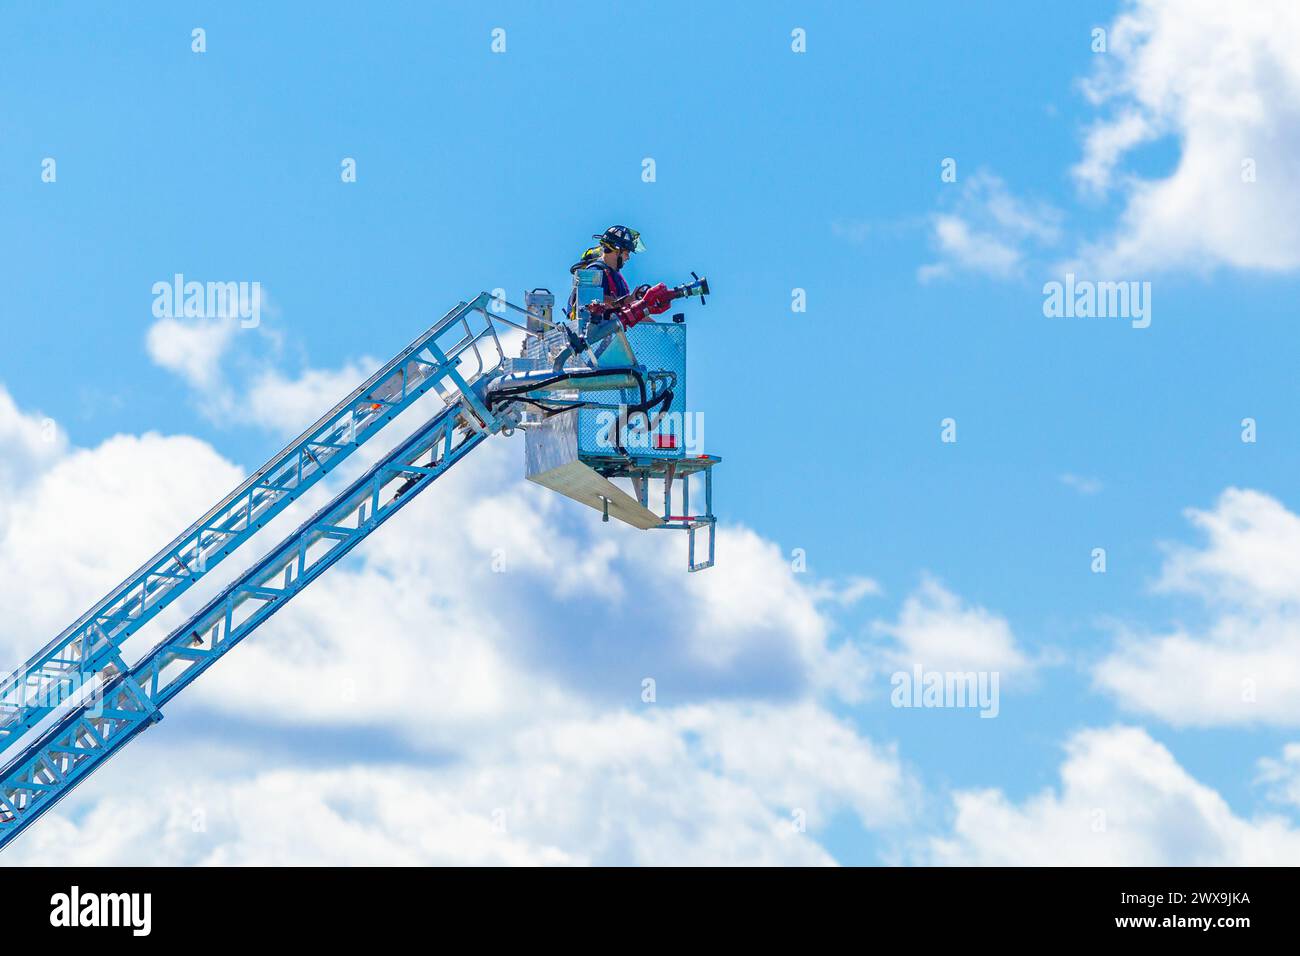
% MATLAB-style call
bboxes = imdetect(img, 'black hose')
[486,366,651,412]
[487,357,680,456]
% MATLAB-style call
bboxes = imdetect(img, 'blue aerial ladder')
[0,279,717,851]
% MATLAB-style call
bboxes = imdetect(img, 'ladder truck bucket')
[507,312,720,566]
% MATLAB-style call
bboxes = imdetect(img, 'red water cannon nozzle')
[587,273,710,329]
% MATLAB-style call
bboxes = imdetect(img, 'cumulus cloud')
[926,725,1300,865]
[0,380,875,733]
[242,360,377,435]
[1095,488,1300,727]
[0,386,67,528]
[1155,488,1300,609]
[143,287,527,441]
[143,288,376,436]
[7,703,910,866]
[145,316,239,390]
[0,391,243,658]
[913,2,1300,280]
[0,386,64,468]
[1257,743,1300,810]
[1072,0,1300,273]
[918,172,1061,282]
[0,381,922,863]
[182,434,878,742]
[873,577,1033,677]
[809,575,883,608]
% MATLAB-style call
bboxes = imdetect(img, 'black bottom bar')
[6,866,1287,943]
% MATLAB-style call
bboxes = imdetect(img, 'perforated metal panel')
[577,321,686,460]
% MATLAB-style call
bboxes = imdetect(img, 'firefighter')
[568,224,645,318]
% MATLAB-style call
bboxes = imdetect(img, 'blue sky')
[5,1,1300,864]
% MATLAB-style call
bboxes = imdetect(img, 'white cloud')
[0,425,242,658]
[145,316,239,390]
[664,525,869,694]
[7,703,910,866]
[926,725,1300,865]
[0,386,66,491]
[809,575,883,608]
[0,371,877,729]
[874,577,1032,677]
[143,293,374,437]
[1072,108,1152,195]
[1156,488,1300,609]
[1096,488,1300,727]
[0,382,921,863]
[920,216,1021,282]
[1097,618,1300,728]
[1059,473,1103,496]
[1257,743,1300,809]
[183,437,876,740]
[242,359,376,435]
[144,287,528,441]
[678,702,912,830]
[0,388,62,454]
[1073,0,1300,273]
[919,172,1061,282]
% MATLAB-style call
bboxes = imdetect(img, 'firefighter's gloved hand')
[616,284,677,328]
[618,303,648,328]
[641,283,674,315]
